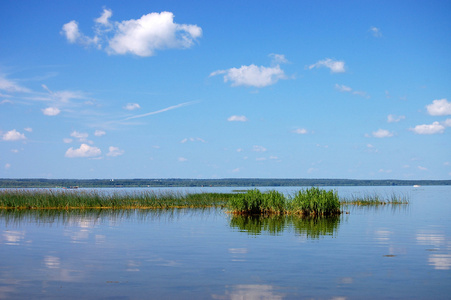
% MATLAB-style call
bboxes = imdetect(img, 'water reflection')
[0,208,218,227]
[229,214,341,238]
[416,229,451,270]
[213,284,285,300]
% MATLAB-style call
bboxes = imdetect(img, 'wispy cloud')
[292,128,308,135]
[387,114,405,123]
[308,58,346,73]
[123,101,197,121]
[107,146,124,157]
[227,115,248,122]
[123,103,141,111]
[369,26,382,37]
[335,84,369,98]
[366,129,394,138]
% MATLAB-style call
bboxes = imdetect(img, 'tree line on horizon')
[0,178,450,188]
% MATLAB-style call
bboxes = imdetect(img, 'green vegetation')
[228,188,341,216]
[0,190,234,210]
[341,193,409,206]
[0,188,408,212]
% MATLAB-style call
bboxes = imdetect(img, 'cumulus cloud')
[94,130,106,137]
[443,119,451,127]
[370,26,382,37]
[292,128,308,134]
[42,107,61,116]
[107,146,124,157]
[210,64,286,88]
[369,129,394,138]
[426,99,451,116]
[65,144,101,158]
[2,129,26,141]
[269,53,288,64]
[228,115,248,122]
[62,8,202,57]
[124,103,141,110]
[410,122,445,134]
[387,114,405,123]
[308,58,346,73]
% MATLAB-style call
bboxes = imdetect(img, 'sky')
[0,0,450,180]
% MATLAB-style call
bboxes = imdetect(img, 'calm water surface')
[1,186,450,299]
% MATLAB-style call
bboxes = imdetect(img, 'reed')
[227,187,340,216]
[340,192,409,206]
[0,190,234,210]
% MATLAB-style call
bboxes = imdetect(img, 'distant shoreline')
[0,178,450,188]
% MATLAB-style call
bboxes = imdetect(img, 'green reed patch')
[0,190,234,210]
[340,192,409,206]
[228,187,341,216]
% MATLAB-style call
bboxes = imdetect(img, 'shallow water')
[0,186,450,299]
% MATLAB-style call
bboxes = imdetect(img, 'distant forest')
[0,178,450,188]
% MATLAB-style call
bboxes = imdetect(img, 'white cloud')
[292,128,308,134]
[210,64,286,88]
[123,101,197,121]
[387,114,405,123]
[253,145,267,152]
[410,122,445,134]
[0,75,30,93]
[2,129,26,141]
[335,84,352,92]
[443,119,451,127]
[107,146,124,157]
[228,115,248,122]
[63,8,202,57]
[370,26,382,37]
[335,84,368,98]
[426,99,451,116]
[70,131,89,142]
[180,137,205,143]
[124,103,141,111]
[178,157,187,162]
[418,166,428,171]
[65,144,101,158]
[269,53,288,64]
[24,127,32,132]
[5,163,11,170]
[42,107,61,116]
[95,8,113,26]
[308,58,346,73]
[370,129,394,138]
[63,138,73,143]
[94,130,106,137]
[61,20,99,46]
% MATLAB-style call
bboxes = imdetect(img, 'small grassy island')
[0,188,408,214]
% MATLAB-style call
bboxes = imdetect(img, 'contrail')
[122,100,198,121]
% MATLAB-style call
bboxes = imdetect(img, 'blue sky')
[1,0,450,179]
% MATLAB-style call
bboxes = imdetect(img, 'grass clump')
[289,187,341,216]
[228,187,340,216]
[340,193,409,206]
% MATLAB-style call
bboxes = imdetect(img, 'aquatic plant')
[0,189,234,210]
[340,192,409,206]
[228,187,340,216]
[289,187,341,216]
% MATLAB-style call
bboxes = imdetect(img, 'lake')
[1,186,450,299]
